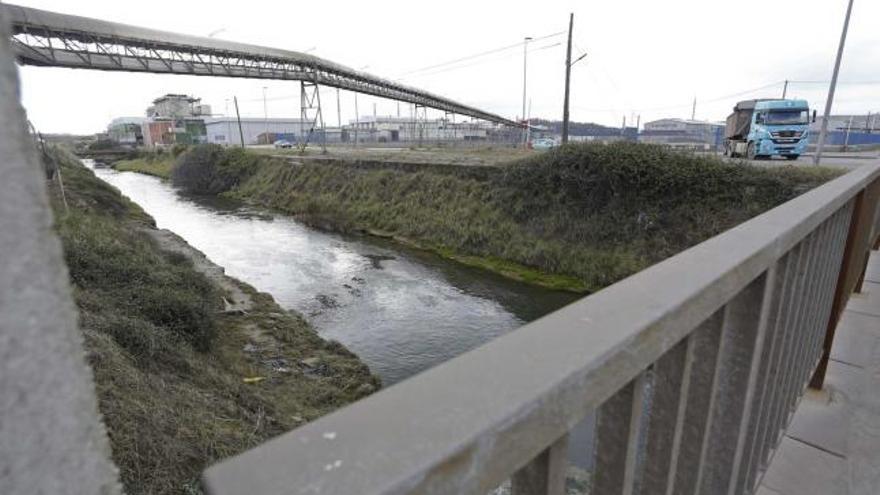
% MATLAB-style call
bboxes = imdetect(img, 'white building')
[344,116,490,143]
[639,118,724,150]
[204,117,310,146]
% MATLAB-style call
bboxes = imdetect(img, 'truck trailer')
[724,99,813,160]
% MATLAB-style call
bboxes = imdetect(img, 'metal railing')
[203,163,880,495]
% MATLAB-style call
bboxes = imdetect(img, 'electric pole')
[233,96,244,147]
[782,80,789,99]
[562,13,574,145]
[814,0,855,166]
[691,97,696,120]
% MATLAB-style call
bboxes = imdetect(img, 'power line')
[399,42,563,81]
[395,30,565,79]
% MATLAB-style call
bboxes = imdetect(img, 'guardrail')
[203,162,880,495]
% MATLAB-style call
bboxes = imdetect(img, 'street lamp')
[522,36,532,147]
[262,86,268,145]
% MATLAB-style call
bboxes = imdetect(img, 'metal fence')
[203,163,880,494]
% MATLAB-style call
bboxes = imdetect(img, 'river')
[88,163,579,384]
[87,162,597,470]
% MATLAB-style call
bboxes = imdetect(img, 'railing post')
[511,434,569,495]
[696,271,772,495]
[810,178,880,389]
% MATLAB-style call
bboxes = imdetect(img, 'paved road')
[724,151,879,171]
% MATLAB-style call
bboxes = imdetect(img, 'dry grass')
[46,148,378,494]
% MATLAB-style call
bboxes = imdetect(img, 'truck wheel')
[747,142,756,160]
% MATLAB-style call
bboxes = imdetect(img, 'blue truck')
[723,99,813,160]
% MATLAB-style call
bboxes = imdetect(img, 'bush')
[171,144,259,194]
[226,142,839,292]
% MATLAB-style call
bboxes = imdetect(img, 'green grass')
[115,154,175,179]
[46,148,378,494]
[168,142,841,293]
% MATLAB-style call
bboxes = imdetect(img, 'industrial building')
[146,94,211,119]
[639,118,724,150]
[345,116,490,143]
[106,117,145,147]
[203,117,311,146]
[809,113,880,148]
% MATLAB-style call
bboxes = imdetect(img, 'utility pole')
[782,80,789,99]
[691,97,696,120]
[814,0,855,166]
[262,86,269,145]
[522,36,532,148]
[561,13,574,144]
[233,96,245,148]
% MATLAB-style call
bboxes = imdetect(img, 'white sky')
[13,0,880,134]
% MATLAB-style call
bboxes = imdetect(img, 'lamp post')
[262,86,269,145]
[522,36,532,148]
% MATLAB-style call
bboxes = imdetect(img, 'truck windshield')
[765,110,809,125]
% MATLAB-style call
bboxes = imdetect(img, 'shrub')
[172,144,260,194]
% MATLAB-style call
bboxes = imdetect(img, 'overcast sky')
[12,0,880,134]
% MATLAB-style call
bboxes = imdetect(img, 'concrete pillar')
[0,16,120,495]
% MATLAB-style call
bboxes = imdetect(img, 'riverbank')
[114,153,174,178]
[122,143,839,293]
[46,149,378,494]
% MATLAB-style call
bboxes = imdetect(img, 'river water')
[88,163,598,470]
[88,163,579,385]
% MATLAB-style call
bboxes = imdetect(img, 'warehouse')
[639,118,724,150]
[204,117,310,146]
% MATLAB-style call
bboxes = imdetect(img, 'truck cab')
[724,99,812,160]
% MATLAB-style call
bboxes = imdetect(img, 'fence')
[203,163,880,494]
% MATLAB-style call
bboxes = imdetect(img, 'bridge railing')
[203,161,880,495]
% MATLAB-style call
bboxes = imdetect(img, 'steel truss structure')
[300,79,325,152]
[2,4,519,127]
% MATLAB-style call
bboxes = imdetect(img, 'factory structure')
[808,113,880,147]
[638,118,725,150]
[107,94,876,151]
[106,93,506,148]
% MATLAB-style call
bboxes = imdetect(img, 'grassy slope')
[115,154,175,179]
[196,143,838,293]
[46,149,378,494]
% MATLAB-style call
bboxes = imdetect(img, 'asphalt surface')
[725,151,879,171]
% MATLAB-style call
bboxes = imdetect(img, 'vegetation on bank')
[148,143,839,293]
[114,154,174,178]
[45,148,378,494]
